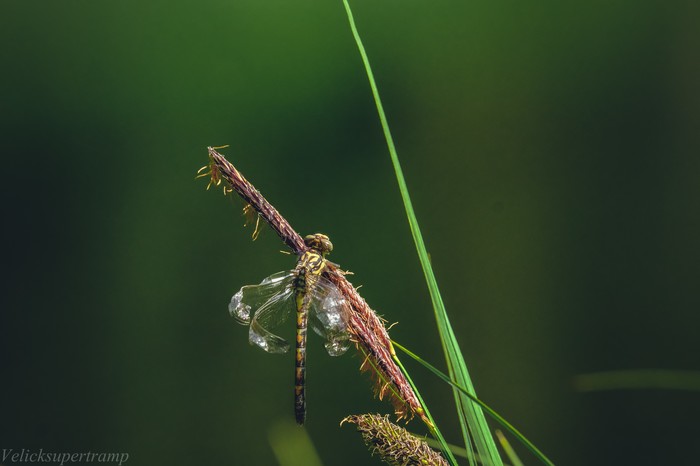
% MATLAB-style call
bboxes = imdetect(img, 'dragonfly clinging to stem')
[229,233,350,424]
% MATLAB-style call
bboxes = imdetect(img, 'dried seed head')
[327,266,429,426]
[202,148,430,426]
[242,204,262,240]
[205,147,307,254]
[196,149,225,191]
[342,414,448,466]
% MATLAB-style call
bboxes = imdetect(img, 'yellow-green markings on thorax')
[293,233,333,425]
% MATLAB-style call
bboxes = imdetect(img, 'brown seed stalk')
[342,414,448,466]
[201,146,428,425]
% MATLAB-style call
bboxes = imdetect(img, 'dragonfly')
[229,233,351,424]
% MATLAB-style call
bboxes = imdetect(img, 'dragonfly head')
[304,233,333,255]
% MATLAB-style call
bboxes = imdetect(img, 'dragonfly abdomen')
[294,311,307,424]
[293,251,326,425]
[294,268,313,425]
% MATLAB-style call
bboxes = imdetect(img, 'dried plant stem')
[206,148,306,254]
[203,147,427,425]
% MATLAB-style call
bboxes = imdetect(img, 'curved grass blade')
[495,430,524,466]
[392,352,460,466]
[340,1,502,464]
[423,438,470,462]
[423,438,515,466]
[573,369,700,392]
[393,341,555,466]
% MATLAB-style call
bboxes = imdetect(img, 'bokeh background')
[2,1,698,465]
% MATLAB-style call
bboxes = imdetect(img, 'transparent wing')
[229,271,296,354]
[249,287,296,354]
[308,276,352,357]
[229,271,294,324]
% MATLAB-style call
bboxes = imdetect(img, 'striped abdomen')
[294,268,310,425]
[293,250,326,424]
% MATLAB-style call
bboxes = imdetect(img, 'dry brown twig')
[199,146,429,426]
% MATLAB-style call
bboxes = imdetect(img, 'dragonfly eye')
[304,233,333,254]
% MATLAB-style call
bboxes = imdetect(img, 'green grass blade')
[573,369,700,392]
[394,341,556,466]
[392,353,460,466]
[340,2,502,465]
[423,438,471,461]
[424,435,524,466]
[424,438,515,466]
[495,430,524,466]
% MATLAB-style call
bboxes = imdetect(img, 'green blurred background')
[2,1,698,465]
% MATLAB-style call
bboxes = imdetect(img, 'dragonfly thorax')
[297,250,326,278]
[298,233,332,278]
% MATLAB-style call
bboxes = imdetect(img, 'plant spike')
[343,414,449,466]
[201,147,428,426]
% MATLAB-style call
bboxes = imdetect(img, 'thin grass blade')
[573,369,700,392]
[392,352,460,466]
[340,1,503,465]
[394,341,556,466]
[495,430,524,466]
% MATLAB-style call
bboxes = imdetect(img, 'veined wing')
[249,287,296,353]
[229,271,296,354]
[308,276,352,357]
[229,271,293,323]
